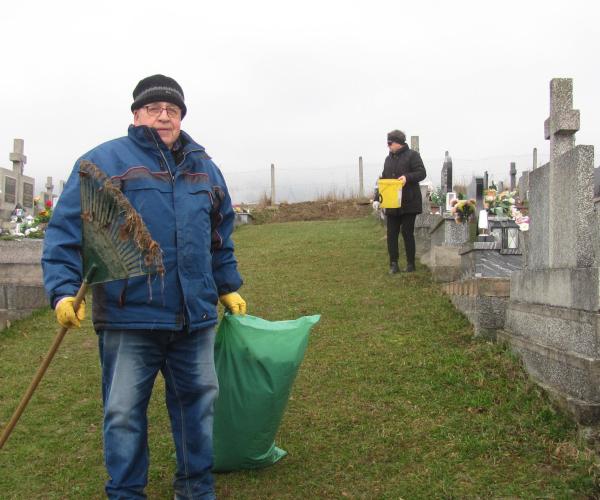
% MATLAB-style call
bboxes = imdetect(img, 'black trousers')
[386,213,417,265]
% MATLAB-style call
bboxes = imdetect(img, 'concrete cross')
[441,151,452,195]
[9,139,26,175]
[510,162,517,191]
[410,136,420,152]
[544,78,580,163]
[45,176,54,202]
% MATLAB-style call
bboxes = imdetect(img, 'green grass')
[1,216,598,498]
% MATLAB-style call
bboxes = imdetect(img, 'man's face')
[388,141,404,153]
[133,101,182,149]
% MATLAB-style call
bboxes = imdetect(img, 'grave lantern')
[503,225,520,250]
[489,217,520,252]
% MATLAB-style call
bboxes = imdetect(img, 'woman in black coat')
[379,129,427,273]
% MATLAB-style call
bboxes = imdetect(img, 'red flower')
[45,199,52,208]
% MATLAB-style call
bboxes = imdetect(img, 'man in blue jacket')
[42,74,246,499]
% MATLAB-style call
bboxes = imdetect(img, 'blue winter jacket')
[42,125,243,331]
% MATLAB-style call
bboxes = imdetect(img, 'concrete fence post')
[270,163,275,205]
[358,156,364,198]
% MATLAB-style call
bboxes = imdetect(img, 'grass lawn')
[1,215,598,498]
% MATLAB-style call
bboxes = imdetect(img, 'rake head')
[79,160,164,285]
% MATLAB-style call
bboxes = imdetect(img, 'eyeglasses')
[143,104,181,119]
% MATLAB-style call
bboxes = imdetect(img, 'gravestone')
[501,78,600,424]
[484,171,489,190]
[444,213,523,339]
[510,162,517,191]
[0,139,35,222]
[518,171,530,201]
[518,149,539,200]
[0,239,47,331]
[414,183,434,257]
[441,151,452,196]
[421,213,470,282]
[467,176,485,212]
[421,150,468,281]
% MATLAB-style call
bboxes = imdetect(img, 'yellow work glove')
[55,296,86,328]
[219,292,247,315]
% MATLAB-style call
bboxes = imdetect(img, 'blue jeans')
[98,328,218,500]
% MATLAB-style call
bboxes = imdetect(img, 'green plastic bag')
[212,313,320,472]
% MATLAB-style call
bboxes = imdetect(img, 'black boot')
[405,262,415,273]
[389,262,399,274]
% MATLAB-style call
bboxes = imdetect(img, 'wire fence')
[225,151,550,205]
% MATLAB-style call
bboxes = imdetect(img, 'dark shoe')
[389,262,399,274]
[405,263,415,273]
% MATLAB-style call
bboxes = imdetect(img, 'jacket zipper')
[150,135,207,331]
[179,145,207,331]
[149,130,190,328]
[148,129,175,182]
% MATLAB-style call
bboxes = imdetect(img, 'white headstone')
[445,192,457,212]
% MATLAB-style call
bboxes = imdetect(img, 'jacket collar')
[127,125,206,154]
[389,145,409,158]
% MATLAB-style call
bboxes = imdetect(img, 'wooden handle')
[0,283,88,450]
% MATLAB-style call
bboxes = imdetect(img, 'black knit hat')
[131,74,187,118]
[387,129,406,145]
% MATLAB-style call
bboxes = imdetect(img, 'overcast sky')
[2,0,598,203]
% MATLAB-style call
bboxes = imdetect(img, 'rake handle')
[0,282,88,450]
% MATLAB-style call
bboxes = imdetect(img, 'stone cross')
[45,177,54,204]
[544,78,580,163]
[441,151,452,195]
[510,162,517,191]
[410,136,420,152]
[9,139,26,175]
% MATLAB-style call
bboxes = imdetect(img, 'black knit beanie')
[131,74,187,118]
[387,129,406,145]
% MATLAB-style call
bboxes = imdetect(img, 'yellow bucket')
[377,178,405,208]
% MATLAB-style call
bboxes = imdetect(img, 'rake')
[0,160,164,449]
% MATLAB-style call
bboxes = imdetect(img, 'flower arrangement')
[450,198,476,223]
[484,189,530,231]
[233,204,252,215]
[484,189,516,217]
[428,188,444,214]
[429,188,444,207]
[511,205,530,231]
[34,197,54,224]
